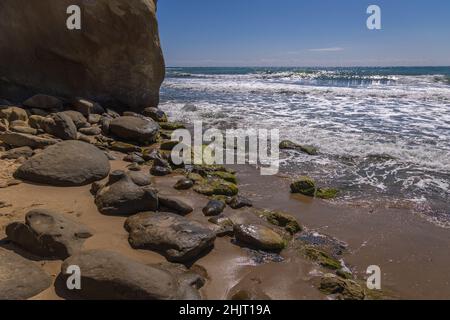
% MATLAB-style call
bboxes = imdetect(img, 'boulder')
[318,274,365,300]
[0,0,165,112]
[15,140,110,186]
[109,116,160,145]
[0,248,52,300]
[234,224,285,252]
[6,209,93,259]
[227,195,253,209]
[0,132,59,148]
[95,171,158,215]
[60,250,202,300]
[61,110,88,129]
[50,112,78,140]
[279,140,318,155]
[28,115,54,131]
[22,94,63,110]
[127,171,152,186]
[125,212,216,262]
[0,106,28,122]
[258,210,301,235]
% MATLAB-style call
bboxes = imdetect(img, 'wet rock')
[203,200,226,217]
[0,146,33,160]
[234,224,285,252]
[151,165,172,176]
[127,171,152,187]
[208,215,234,237]
[60,250,201,300]
[23,94,63,110]
[125,212,216,263]
[158,195,193,215]
[61,110,88,129]
[142,107,168,123]
[290,177,316,196]
[227,195,252,209]
[6,209,93,259]
[279,140,318,155]
[174,178,194,190]
[109,116,159,145]
[0,106,28,122]
[316,188,339,199]
[95,171,158,215]
[318,274,365,300]
[193,177,239,197]
[300,246,342,270]
[15,140,110,186]
[0,132,59,148]
[50,112,78,140]
[258,210,302,234]
[0,248,52,299]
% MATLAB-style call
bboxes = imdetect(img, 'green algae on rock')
[159,122,186,131]
[258,209,302,235]
[290,177,316,196]
[279,140,318,155]
[316,188,339,199]
[318,274,365,300]
[301,246,342,270]
[193,177,239,197]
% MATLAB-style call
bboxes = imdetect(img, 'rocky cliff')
[0,0,165,112]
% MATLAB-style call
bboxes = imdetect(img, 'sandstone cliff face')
[0,0,165,112]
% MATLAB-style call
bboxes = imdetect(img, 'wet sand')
[235,164,450,299]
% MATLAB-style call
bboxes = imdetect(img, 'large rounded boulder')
[0,0,165,112]
[15,140,110,186]
[109,116,160,145]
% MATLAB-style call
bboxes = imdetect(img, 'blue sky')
[157,0,450,67]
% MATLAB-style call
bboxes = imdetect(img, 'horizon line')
[165,65,450,69]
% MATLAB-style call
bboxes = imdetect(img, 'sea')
[159,67,450,227]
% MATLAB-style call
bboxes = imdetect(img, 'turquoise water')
[160,67,450,226]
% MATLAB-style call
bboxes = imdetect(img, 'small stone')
[227,195,252,209]
[151,165,172,176]
[234,224,285,252]
[123,152,145,164]
[290,177,316,197]
[142,107,168,122]
[158,195,193,215]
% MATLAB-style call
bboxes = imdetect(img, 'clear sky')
[157,0,450,67]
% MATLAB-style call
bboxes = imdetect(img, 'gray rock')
[0,132,59,148]
[158,195,193,215]
[72,98,104,116]
[60,250,202,300]
[95,171,158,215]
[6,209,93,259]
[123,152,145,164]
[150,165,172,176]
[0,248,52,299]
[203,200,226,216]
[0,146,33,159]
[208,216,234,237]
[125,212,216,263]
[50,112,78,140]
[23,94,63,110]
[109,116,159,145]
[15,140,110,186]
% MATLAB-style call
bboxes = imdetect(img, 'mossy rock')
[186,172,205,184]
[159,122,186,131]
[209,195,230,203]
[279,140,318,155]
[290,177,316,197]
[210,171,238,184]
[316,188,339,199]
[193,178,239,197]
[301,246,341,270]
[109,141,141,153]
[259,210,302,234]
[159,130,173,140]
[318,274,365,300]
